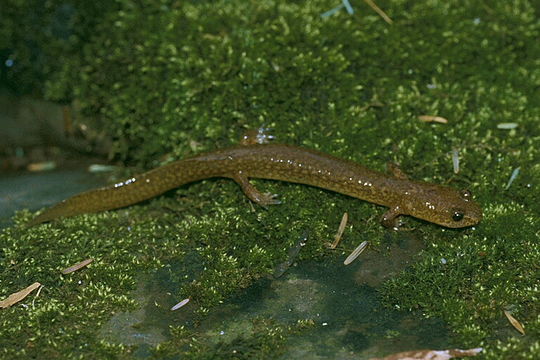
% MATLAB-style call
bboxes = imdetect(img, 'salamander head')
[406,185,482,228]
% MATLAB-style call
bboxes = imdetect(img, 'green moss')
[0,0,117,95]
[2,0,540,358]
[42,0,539,169]
[381,201,540,351]
[153,318,315,359]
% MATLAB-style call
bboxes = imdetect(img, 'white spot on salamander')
[114,177,136,188]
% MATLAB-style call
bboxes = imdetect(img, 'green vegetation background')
[1,0,539,358]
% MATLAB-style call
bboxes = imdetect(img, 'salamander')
[28,133,482,228]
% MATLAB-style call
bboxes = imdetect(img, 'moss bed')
[1,0,539,358]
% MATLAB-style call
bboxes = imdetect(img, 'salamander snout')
[442,189,482,228]
[409,185,483,228]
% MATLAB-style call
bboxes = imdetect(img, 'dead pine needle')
[0,282,41,309]
[504,167,520,190]
[451,148,460,174]
[504,310,525,335]
[330,212,348,249]
[344,241,369,265]
[61,258,94,275]
[171,298,190,311]
[418,115,448,124]
[363,0,393,24]
[31,284,44,308]
[497,122,518,130]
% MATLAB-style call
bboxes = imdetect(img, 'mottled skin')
[28,144,482,228]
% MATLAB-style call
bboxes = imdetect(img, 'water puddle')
[99,232,453,358]
[0,168,107,229]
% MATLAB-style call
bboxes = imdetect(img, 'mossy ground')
[1,0,539,358]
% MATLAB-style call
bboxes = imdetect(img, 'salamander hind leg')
[387,162,409,180]
[233,172,281,206]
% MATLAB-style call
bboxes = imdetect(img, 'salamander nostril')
[460,189,472,200]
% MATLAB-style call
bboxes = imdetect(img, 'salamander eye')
[460,189,472,200]
[452,211,465,222]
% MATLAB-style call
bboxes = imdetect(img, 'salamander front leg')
[380,206,403,230]
[233,172,281,206]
